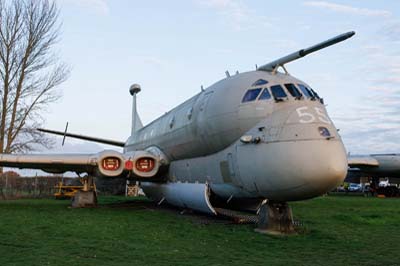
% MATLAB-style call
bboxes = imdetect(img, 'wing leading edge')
[0,150,126,176]
[0,149,162,179]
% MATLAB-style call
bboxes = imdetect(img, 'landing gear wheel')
[255,201,295,235]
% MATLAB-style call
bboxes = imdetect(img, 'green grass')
[0,196,399,266]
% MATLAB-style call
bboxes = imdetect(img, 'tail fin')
[130,84,143,135]
[133,110,143,134]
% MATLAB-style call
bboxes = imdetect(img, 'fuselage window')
[242,88,262,103]
[252,79,269,86]
[284,84,302,99]
[258,88,271,100]
[270,85,287,101]
[297,84,313,98]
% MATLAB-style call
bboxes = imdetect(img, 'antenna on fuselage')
[129,84,143,135]
[257,31,355,73]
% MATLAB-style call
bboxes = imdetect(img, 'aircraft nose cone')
[289,140,347,200]
[304,146,348,196]
[240,139,348,201]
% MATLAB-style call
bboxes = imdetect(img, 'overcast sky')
[41,0,400,155]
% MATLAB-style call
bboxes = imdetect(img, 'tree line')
[0,0,69,173]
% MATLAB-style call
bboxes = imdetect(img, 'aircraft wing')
[347,154,400,180]
[0,150,126,176]
[0,149,161,179]
[347,156,379,168]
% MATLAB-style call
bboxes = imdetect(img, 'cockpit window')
[242,88,262,103]
[258,88,271,100]
[252,79,269,86]
[270,85,287,100]
[284,84,302,99]
[310,89,320,99]
[297,84,313,98]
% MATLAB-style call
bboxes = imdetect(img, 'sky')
[38,0,400,156]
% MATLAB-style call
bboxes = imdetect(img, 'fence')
[0,174,127,199]
[0,175,73,199]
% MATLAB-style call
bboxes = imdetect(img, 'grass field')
[0,196,399,266]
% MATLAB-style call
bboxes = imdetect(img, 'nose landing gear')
[255,201,295,235]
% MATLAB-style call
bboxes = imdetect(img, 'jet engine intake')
[95,150,125,177]
[124,151,160,179]
[136,157,155,172]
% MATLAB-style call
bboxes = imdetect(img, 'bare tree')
[0,0,69,168]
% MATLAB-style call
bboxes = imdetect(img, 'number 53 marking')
[296,106,331,124]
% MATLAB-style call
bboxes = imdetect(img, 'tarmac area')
[0,195,399,266]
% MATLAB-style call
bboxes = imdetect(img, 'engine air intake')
[136,157,155,172]
[102,157,120,171]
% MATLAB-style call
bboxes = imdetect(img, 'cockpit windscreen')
[242,88,262,103]
[284,84,302,99]
[258,88,271,100]
[270,85,287,99]
[297,84,313,98]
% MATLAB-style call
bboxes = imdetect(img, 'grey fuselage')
[124,70,348,202]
